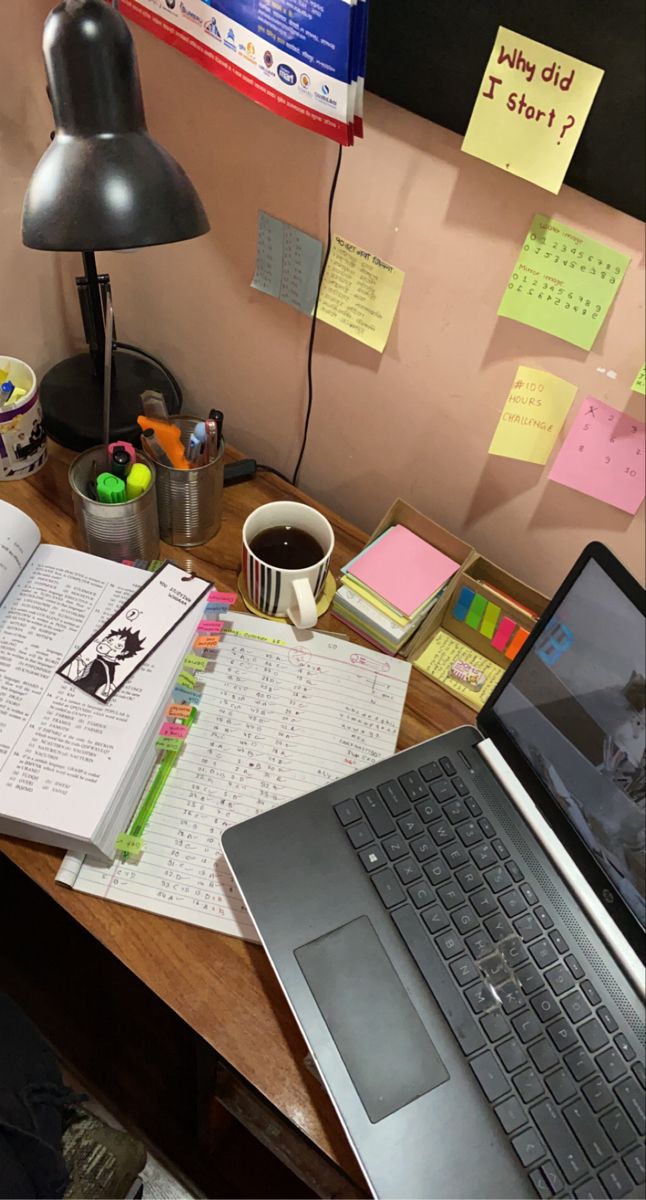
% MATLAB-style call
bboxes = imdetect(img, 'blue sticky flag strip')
[452,586,475,622]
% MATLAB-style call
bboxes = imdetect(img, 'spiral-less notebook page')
[57,613,411,940]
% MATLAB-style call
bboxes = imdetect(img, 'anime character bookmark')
[58,562,212,702]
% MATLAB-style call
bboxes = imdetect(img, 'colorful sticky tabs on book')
[492,616,517,651]
[194,635,220,650]
[177,671,197,689]
[208,591,236,605]
[465,593,488,630]
[198,619,224,633]
[506,627,530,660]
[168,704,193,719]
[155,735,185,752]
[159,722,189,740]
[480,602,502,640]
[172,685,202,706]
[453,586,475,622]
[183,653,209,671]
[115,833,143,857]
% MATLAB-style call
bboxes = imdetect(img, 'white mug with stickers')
[242,501,334,629]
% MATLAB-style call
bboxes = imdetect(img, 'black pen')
[209,409,224,449]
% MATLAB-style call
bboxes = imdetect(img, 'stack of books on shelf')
[332,524,461,654]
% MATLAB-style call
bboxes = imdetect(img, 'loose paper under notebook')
[57,613,411,940]
[346,525,460,618]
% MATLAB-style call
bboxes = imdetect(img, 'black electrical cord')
[291,144,344,486]
[115,340,184,412]
[257,463,293,484]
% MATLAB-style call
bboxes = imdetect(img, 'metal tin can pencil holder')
[69,446,160,562]
[141,416,224,547]
[0,356,47,480]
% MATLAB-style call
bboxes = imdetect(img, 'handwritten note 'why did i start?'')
[462,28,604,193]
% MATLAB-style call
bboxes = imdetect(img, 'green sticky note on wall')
[480,602,502,640]
[465,593,488,630]
[498,215,631,351]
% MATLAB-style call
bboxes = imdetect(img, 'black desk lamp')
[22,0,209,449]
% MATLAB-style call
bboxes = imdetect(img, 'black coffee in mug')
[250,524,324,570]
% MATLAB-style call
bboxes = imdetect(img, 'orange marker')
[137,416,190,469]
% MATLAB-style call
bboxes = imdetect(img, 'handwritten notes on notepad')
[488,367,577,464]
[317,236,404,352]
[548,398,646,514]
[498,215,631,350]
[462,28,603,193]
[252,211,323,316]
[59,614,411,939]
[632,364,646,396]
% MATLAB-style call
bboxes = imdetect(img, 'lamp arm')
[80,250,107,377]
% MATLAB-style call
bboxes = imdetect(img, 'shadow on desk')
[0,855,364,1200]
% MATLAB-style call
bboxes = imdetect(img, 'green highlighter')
[96,471,126,503]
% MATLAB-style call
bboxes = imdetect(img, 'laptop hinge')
[478,739,645,1001]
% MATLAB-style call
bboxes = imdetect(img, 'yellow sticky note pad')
[317,236,404,353]
[462,27,604,193]
[415,630,505,712]
[632,364,646,396]
[489,367,577,465]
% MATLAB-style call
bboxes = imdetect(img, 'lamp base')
[40,350,180,450]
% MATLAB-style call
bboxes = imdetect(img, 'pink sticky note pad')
[350,526,460,616]
[548,398,645,515]
[492,616,517,651]
[158,722,189,740]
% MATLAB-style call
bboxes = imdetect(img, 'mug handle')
[287,577,317,629]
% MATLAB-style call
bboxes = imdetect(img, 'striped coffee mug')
[242,501,334,629]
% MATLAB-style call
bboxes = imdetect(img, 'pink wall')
[3,4,645,593]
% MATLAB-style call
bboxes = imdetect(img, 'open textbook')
[0,500,199,859]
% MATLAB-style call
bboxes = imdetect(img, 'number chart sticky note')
[632,364,646,396]
[498,215,631,351]
[488,366,578,465]
[317,236,405,353]
[548,397,646,514]
[252,211,323,317]
[462,28,604,193]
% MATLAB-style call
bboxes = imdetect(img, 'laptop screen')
[484,556,645,934]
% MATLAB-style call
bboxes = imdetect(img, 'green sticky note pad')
[465,593,487,630]
[480,602,502,640]
[115,833,143,856]
[183,654,208,671]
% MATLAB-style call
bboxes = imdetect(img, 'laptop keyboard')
[334,754,645,1200]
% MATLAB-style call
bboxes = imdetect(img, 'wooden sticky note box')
[407,554,549,680]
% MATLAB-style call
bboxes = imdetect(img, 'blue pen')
[188,421,206,464]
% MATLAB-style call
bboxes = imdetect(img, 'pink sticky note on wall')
[548,398,645,515]
[492,616,517,651]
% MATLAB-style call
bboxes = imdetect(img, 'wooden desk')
[0,444,474,1195]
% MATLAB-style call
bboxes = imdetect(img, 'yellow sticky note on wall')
[632,364,646,396]
[317,236,404,353]
[462,28,604,193]
[488,367,578,465]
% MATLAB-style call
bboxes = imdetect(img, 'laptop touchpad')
[295,916,449,1123]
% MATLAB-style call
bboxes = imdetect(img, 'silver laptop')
[223,542,645,1200]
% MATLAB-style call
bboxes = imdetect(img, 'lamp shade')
[22,0,209,251]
